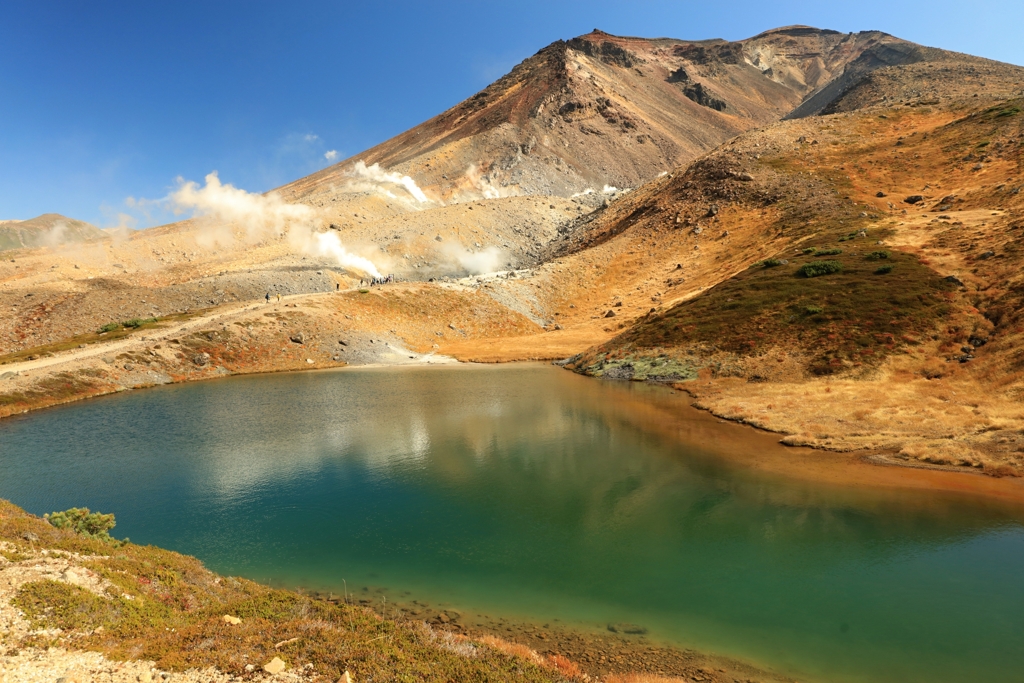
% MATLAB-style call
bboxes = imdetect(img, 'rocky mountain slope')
[282,26,1024,209]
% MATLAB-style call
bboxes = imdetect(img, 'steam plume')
[166,172,381,276]
[445,244,504,275]
[310,231,382,278]
[347,161,429,203]
[170,172,313,241]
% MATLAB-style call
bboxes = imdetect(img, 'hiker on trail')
[336,283,340,291]
[265,292,270,304]
[276,293,281,302]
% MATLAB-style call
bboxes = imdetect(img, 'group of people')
[361,274,395,287]
[262,274,396,303]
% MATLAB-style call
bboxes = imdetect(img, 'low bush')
[122,317,159,329]
[875,264,894,274]
[45,507,122,544]
[758,258,783,268]
[98,322,120,333]
[814,248,843,256]
[804,305,824,315]
[797,260,843,278]
[865,250,891,260]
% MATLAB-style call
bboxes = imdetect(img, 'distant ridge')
[0,213,107,252]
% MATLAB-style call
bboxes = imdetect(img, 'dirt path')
[3,293,330,376]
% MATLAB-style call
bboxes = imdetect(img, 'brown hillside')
[565,95,1024,475]
[281,27,998,210]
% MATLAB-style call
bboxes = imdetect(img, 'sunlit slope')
[563,96,1024,473]
[282,27,1007,208]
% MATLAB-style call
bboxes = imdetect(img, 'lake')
[1,364,1022,682]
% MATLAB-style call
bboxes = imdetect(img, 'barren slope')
[283,27,998,211]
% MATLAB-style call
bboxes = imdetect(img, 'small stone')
[904,195,924,204]
[222,615,242,625]
[876,191,887,197]
[138,671,153,683]
[337,671,353,683]
[290,332,305,344]
[123,363,134,371]
[192,353,210,366]
[436,612,450,623]
[604,310,616,318]
[264,657,287,674]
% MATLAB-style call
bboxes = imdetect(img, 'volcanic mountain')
[281,26,1024,211]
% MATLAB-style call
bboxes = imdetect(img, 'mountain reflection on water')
[1,364,1022,683]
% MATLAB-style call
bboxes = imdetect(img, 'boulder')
[263,657,286,675]
[290,332,305,344]
[222,615,242,625]
[904,195,924,204]
[192,353,210,366]
[604,310,617,318]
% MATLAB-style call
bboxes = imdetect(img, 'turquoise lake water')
[0,364,1022,682]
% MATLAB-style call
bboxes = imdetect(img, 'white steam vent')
[168,171,381,277]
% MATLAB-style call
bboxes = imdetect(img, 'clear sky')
[2,0,1022,227]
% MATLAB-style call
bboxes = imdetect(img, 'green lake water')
[1,364,1022,682]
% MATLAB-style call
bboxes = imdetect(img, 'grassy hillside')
[566,96,1024,475]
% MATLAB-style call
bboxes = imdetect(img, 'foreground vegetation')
[0,500,575,682]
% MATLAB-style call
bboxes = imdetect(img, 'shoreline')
[4,325,1024,506]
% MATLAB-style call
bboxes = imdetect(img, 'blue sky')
[2,0,1022,227]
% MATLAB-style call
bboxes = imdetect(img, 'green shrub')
[815,248,843,256]
[45,507,121,544]
[797,260,843,278]
[802,247,817,254]
[358,288,370,294]
[121,317,158,329]
[875,264,894,274]
[804,305,824,315]
[757,258,783,268]
[98,322,120,333]
[865,250,891,260]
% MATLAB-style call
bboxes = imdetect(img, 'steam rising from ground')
[345,161,429,204]
[167,172,381,276]
[310,232,381,278]
[445,244,504,275]
[463,164,519,200]
[171,172,313,242]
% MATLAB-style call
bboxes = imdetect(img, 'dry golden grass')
[604,675,689,683]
